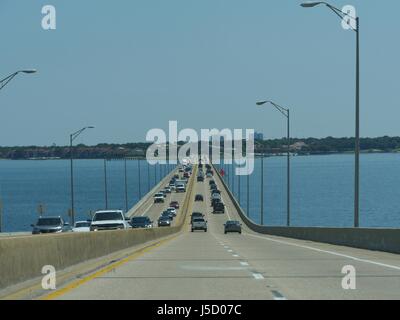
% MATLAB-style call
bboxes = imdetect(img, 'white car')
[90,210,129,231]
[72,221,91,232]
[154,192,165,203]
[176,184,186,193]
[166,207,177,217]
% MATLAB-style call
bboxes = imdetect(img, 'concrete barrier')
[213,164,400,255]
[0,166,197,290]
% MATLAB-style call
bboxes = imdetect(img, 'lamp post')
[0,69,37,91]
[70,126,94,225]
[257,100,291,226]
[301,1,360,227]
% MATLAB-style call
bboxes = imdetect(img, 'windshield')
[75,222,90,228]
[93,212,123,221]
[131,217,149,223]
[37,218,62,226]
[193,218,205,223]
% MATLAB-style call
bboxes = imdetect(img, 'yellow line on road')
[40,233,180,300]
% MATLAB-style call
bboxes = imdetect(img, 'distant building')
[254,132,264,141]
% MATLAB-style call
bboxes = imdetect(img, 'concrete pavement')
[35,166,400,300]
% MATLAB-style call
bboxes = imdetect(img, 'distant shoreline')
[0,150,399,161]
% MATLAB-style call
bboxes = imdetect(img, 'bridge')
[1,162,400,300]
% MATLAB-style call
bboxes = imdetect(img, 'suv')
[213,202,225,214]
[31,216,70,235]
[191,212,204,224]
[130,216,153,229]
[191,218,207,232]
[90,210,129,231]
[154,193,165,203]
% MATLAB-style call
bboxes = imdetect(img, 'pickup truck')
[154,192,165,203]
[90,210,129,231]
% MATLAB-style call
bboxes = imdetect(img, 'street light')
[257,100,291,227]
[0,69,37,91]
[301,1,360,228]
[70,126,95,225]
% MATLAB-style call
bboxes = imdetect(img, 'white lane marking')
[233,254,239,258]
[271,290,287,301]
[224,246,230,249]
[245,233,400,272]
[240,262,249,266]
[141,202,154,216]
[228,250,233,253]
[252,273,264,280]
[180,266,248,271]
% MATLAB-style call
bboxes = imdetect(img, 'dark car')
[158,216,172,227]
[224,221,242,234]
[169,201,180,209]
[31,216,71,235]
[195,194,204,202]
[130,216,153,229]
[213,202,225,214]
[211,189,221,196]
[161,210,174,220]
[209,180,215,186]
[197,175,204,182]
[210,184,217,191]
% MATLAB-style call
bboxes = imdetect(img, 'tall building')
[254,132,264,141]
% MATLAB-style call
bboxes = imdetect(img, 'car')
[160,190,167,198]
[164,187,172,194]
[169,201,180,209]
[166,207,177,217]
[90,210,129,231]
[206,172,213,178]
[130,216,153,229]
[224,221,242,234]
[31,216,71,235]
[190,212,204,224]
[195,194,204,202]
[191,218,207,232]
[211,189,221,196]
[158,216,172,227]
[176,184,186,193]
[197,175,204,182]
[154,192,165,203]
[213,202,225,214]
[161,211,173,219]
[209,179,216,186]
[211,196,222,207]
[210,184,217,191]
[72,221,91,232]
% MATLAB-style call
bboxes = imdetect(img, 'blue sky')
[0,0,399,146]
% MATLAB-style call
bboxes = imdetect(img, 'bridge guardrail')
[213,164,400,255]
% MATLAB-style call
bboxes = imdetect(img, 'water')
[216,153,400,228]
[1,154,400,232]
[0,160,173,232]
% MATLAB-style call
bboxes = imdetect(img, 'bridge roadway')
[29,166,400,300]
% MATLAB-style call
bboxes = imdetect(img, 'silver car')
[191,218,207,232]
